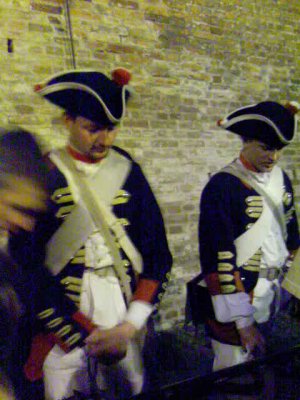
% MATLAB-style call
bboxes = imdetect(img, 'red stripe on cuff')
[72,310,97,333]
[205,273,222,296]
[132,279,160,303]
[24,333,56,382]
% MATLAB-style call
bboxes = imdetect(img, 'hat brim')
[39,81,127,125]
[219,102,296,148]
[222,118,288,148]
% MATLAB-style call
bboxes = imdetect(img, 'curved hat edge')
[37,81,126,123]
[221,113,292,144]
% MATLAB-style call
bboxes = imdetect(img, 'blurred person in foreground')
[0,128,48,400]
[9,68,172,400]
[0,129,47,233]
[198,101,300,372]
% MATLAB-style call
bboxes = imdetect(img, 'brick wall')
[0,0,299,329]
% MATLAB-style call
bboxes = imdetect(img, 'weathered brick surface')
[0,0,299,329]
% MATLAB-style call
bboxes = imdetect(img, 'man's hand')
[85,321,137,365]
[0,175,47,232]
[238,324,266,357]
[0,387,15,400]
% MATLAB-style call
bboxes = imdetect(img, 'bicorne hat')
[218,101,299,148]
[34,68,132,126]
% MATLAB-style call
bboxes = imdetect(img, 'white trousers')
[212,278,278,371]
[43,272,144,400]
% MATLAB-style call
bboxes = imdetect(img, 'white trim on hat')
[220,114,292,144]
[289,101,300,109]
[37,81,127,124]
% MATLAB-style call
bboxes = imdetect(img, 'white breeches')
[252,277,279,324]
[212,278,279,371]
[211,339,251,371]
[43,272,144,400]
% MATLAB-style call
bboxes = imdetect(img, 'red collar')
[239,154,258,172]
[66,145,102,164]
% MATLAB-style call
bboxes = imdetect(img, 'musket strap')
[222,161,285,267]
[46,148,142,304]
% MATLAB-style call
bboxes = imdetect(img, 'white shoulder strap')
[234,202,273,267]
[73,174,134,303]
[53,147,131,205]
[223,162,286,238]
[46,149,130,265]
[222,162,285,266]
[55,148,143,273]
[45,148,142,304]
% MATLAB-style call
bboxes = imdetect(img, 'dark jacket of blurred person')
[0,128,48,400]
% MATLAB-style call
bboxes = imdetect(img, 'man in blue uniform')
[9,69,172,400]
[198,101,300,371]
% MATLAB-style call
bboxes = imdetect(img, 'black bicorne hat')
[218,101,299,148]
[34,68,132,126]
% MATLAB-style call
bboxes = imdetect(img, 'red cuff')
[205,273,222,295]
[24,333,56,382]
[72,310,97,333]
[132,279,159,303]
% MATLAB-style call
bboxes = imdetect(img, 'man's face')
[242,140,283,172]
[64,115,118,161]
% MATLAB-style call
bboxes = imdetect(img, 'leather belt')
[259,267,281,281]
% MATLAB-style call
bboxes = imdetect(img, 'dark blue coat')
[8,146,172,394]
[198,167,299,344]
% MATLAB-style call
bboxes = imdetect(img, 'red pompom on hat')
[284,101,300,116]
[34,83,44,92]
[111,68,131,86]
[33,70,131,125]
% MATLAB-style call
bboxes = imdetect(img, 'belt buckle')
[267,268,278,281]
